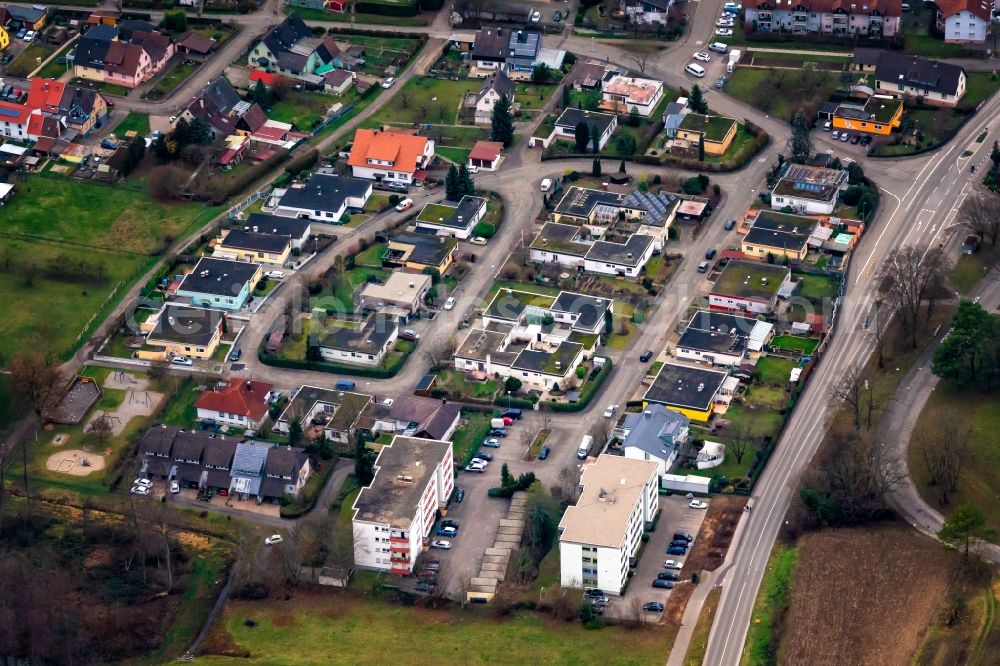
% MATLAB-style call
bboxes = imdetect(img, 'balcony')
[390,535,408,544]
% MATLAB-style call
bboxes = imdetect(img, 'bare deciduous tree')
[628,51,650,75]
[914,409,971,506]
[726,424,754,465]
[878,244,949,349]
[957,193,1000,247]
[88,413,114,446]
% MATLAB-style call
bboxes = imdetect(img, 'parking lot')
[606,495,709,620]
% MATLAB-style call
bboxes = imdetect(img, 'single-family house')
[357,270,432,321]
[348,128,434,185]
[261,446,312,500]
[675,310,774,367]
[196,378,274,430]
[247,14,341,77]
[559,455,659,594]
[467,140,504,171]
[570,62,610,90]
[872,51,967,106]
[769,163,849,214]
[482,288,613,339]
[414,195,488,239]
[832,95,903,136]
[70,23,175,89]
[619,404,690,478]
[600,75,664,116]
[273,172,373,223]
[741,210,818,261]
[623,0,673,25]
[674,113,739,156]
[549,291,614,335]
[364,396,462,441]
[352,436,454,575]
[529,222,656,276]
[323,68,355,95]
[243,213,312,249]
[643,362,729,422]
[553,108,619,152]
[709,260,793,314]
[139,303,225,360]
[175,257,263,311]
[214,229,292,266]
[552,187,640,227]
[274,386,373,445]
[181,76,268,139]
[473,71,515,125]
[385,233,457,274]
[318,313,399,366]
[933,0,990,43]
[742,0,902,37]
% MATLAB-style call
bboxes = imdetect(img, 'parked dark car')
[658,571,680,581]
[441,519,459,529]
[673,531,694,542]
[489,428,508,437]
[454,487,465,502]
[666,545,687,556]
[860,135,872,146]
[229,347,242,362]
[652,579,674,589]
[639,350,653,362]
[724,219,736,230]
[475,451,493,461]
[705,248,717,260]
[585,588,605,599]
[669,540,690,549]
[643,601,665,612]
[501,409,523,420]
[538,445,550,460]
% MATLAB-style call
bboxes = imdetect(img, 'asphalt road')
[701,79,1000,666]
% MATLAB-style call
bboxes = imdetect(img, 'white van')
[577,435,594,459]
[540,178,553,192]
[684,63,706,78]
[708,42,728,54]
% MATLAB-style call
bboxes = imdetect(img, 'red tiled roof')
[0,100,30,124]
[26,79,65,112]
[195,379,274,421]
[469,140,503,162]
[348,128,429,175]
[249,70,281,87]
[934,0,990,20]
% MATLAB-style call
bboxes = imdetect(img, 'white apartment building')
[352,436,454,575]
[558,455,659,595]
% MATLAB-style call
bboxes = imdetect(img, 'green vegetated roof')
[712,261,788,300]
[678,113,737,142]
[416,202,458,224]
[486,289,558,320]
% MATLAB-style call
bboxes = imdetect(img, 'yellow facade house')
[138,303,225,360]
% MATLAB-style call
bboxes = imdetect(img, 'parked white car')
[603,404,618,419]
[470,236,488,246]
[693,52,711,62]
[170,480,180,493]
[664,559,683,570]
[382,77,395,88]
[431,539,452,549]
[443,297,456,310]
[265,270,286,279]
[265,534,284,545]
[395,198,413,212]
[171,356,193,366]
[689,500,709,509]
[715,28,734,36]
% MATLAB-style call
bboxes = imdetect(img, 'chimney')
[644,409,652,418]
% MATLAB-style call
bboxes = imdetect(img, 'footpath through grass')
[684,586,723,666]
[741,543,799,666]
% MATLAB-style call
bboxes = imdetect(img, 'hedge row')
[538,359,612,412]
[354,0,417,15]
[258,349,410,378]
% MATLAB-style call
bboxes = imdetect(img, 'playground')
[83,369,165,436]
[45,449,106,476]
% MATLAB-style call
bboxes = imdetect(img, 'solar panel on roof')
[0,108,22,119]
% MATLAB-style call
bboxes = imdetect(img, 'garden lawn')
[903,33,968,59]
[366,77,479,126]
[436,369,499,400]
[35,41,76,79]
[0,239,149,360]
[960,72,1000,110]
[769,335,818,354]
[753,356,798,387]
[451,412,492,464]
[796,273,840,304]
[328,267,391,309]
[283,6,430,27]
[268,89,360,131]
[725,68,840,122]
[145,61,198,100]
[114,112,151,137]
[160,381,202,428]
[908,382,1000,537]
[435,146,470,164]
[514,82,558,110]
[704,125,757,164]
[202,593,674,665]
[1,172,219,254]
[355,242,388,266]
[950,245,1000,295]
[6,43,55,77]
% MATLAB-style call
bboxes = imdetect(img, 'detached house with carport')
[673,113,738,156]
[473,71,515,125]
[769,163,849,215]
[175,257,262,311]
[741,210,817,262]
[348,128,434,185]
[643,362,731,423]
[553,108,619,152]
[195,378,274,430]
[138,303,225,361]
[214,229,292,266]
[675,310,774,367]
[414,195,488,239]
[272,172,372,223]
[529,222,656,277]
[318,313,399,366]
[243,213,311,250]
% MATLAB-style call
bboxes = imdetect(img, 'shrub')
[474,222,497,238]
[575,366,586,379]
[682,177,706,195]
